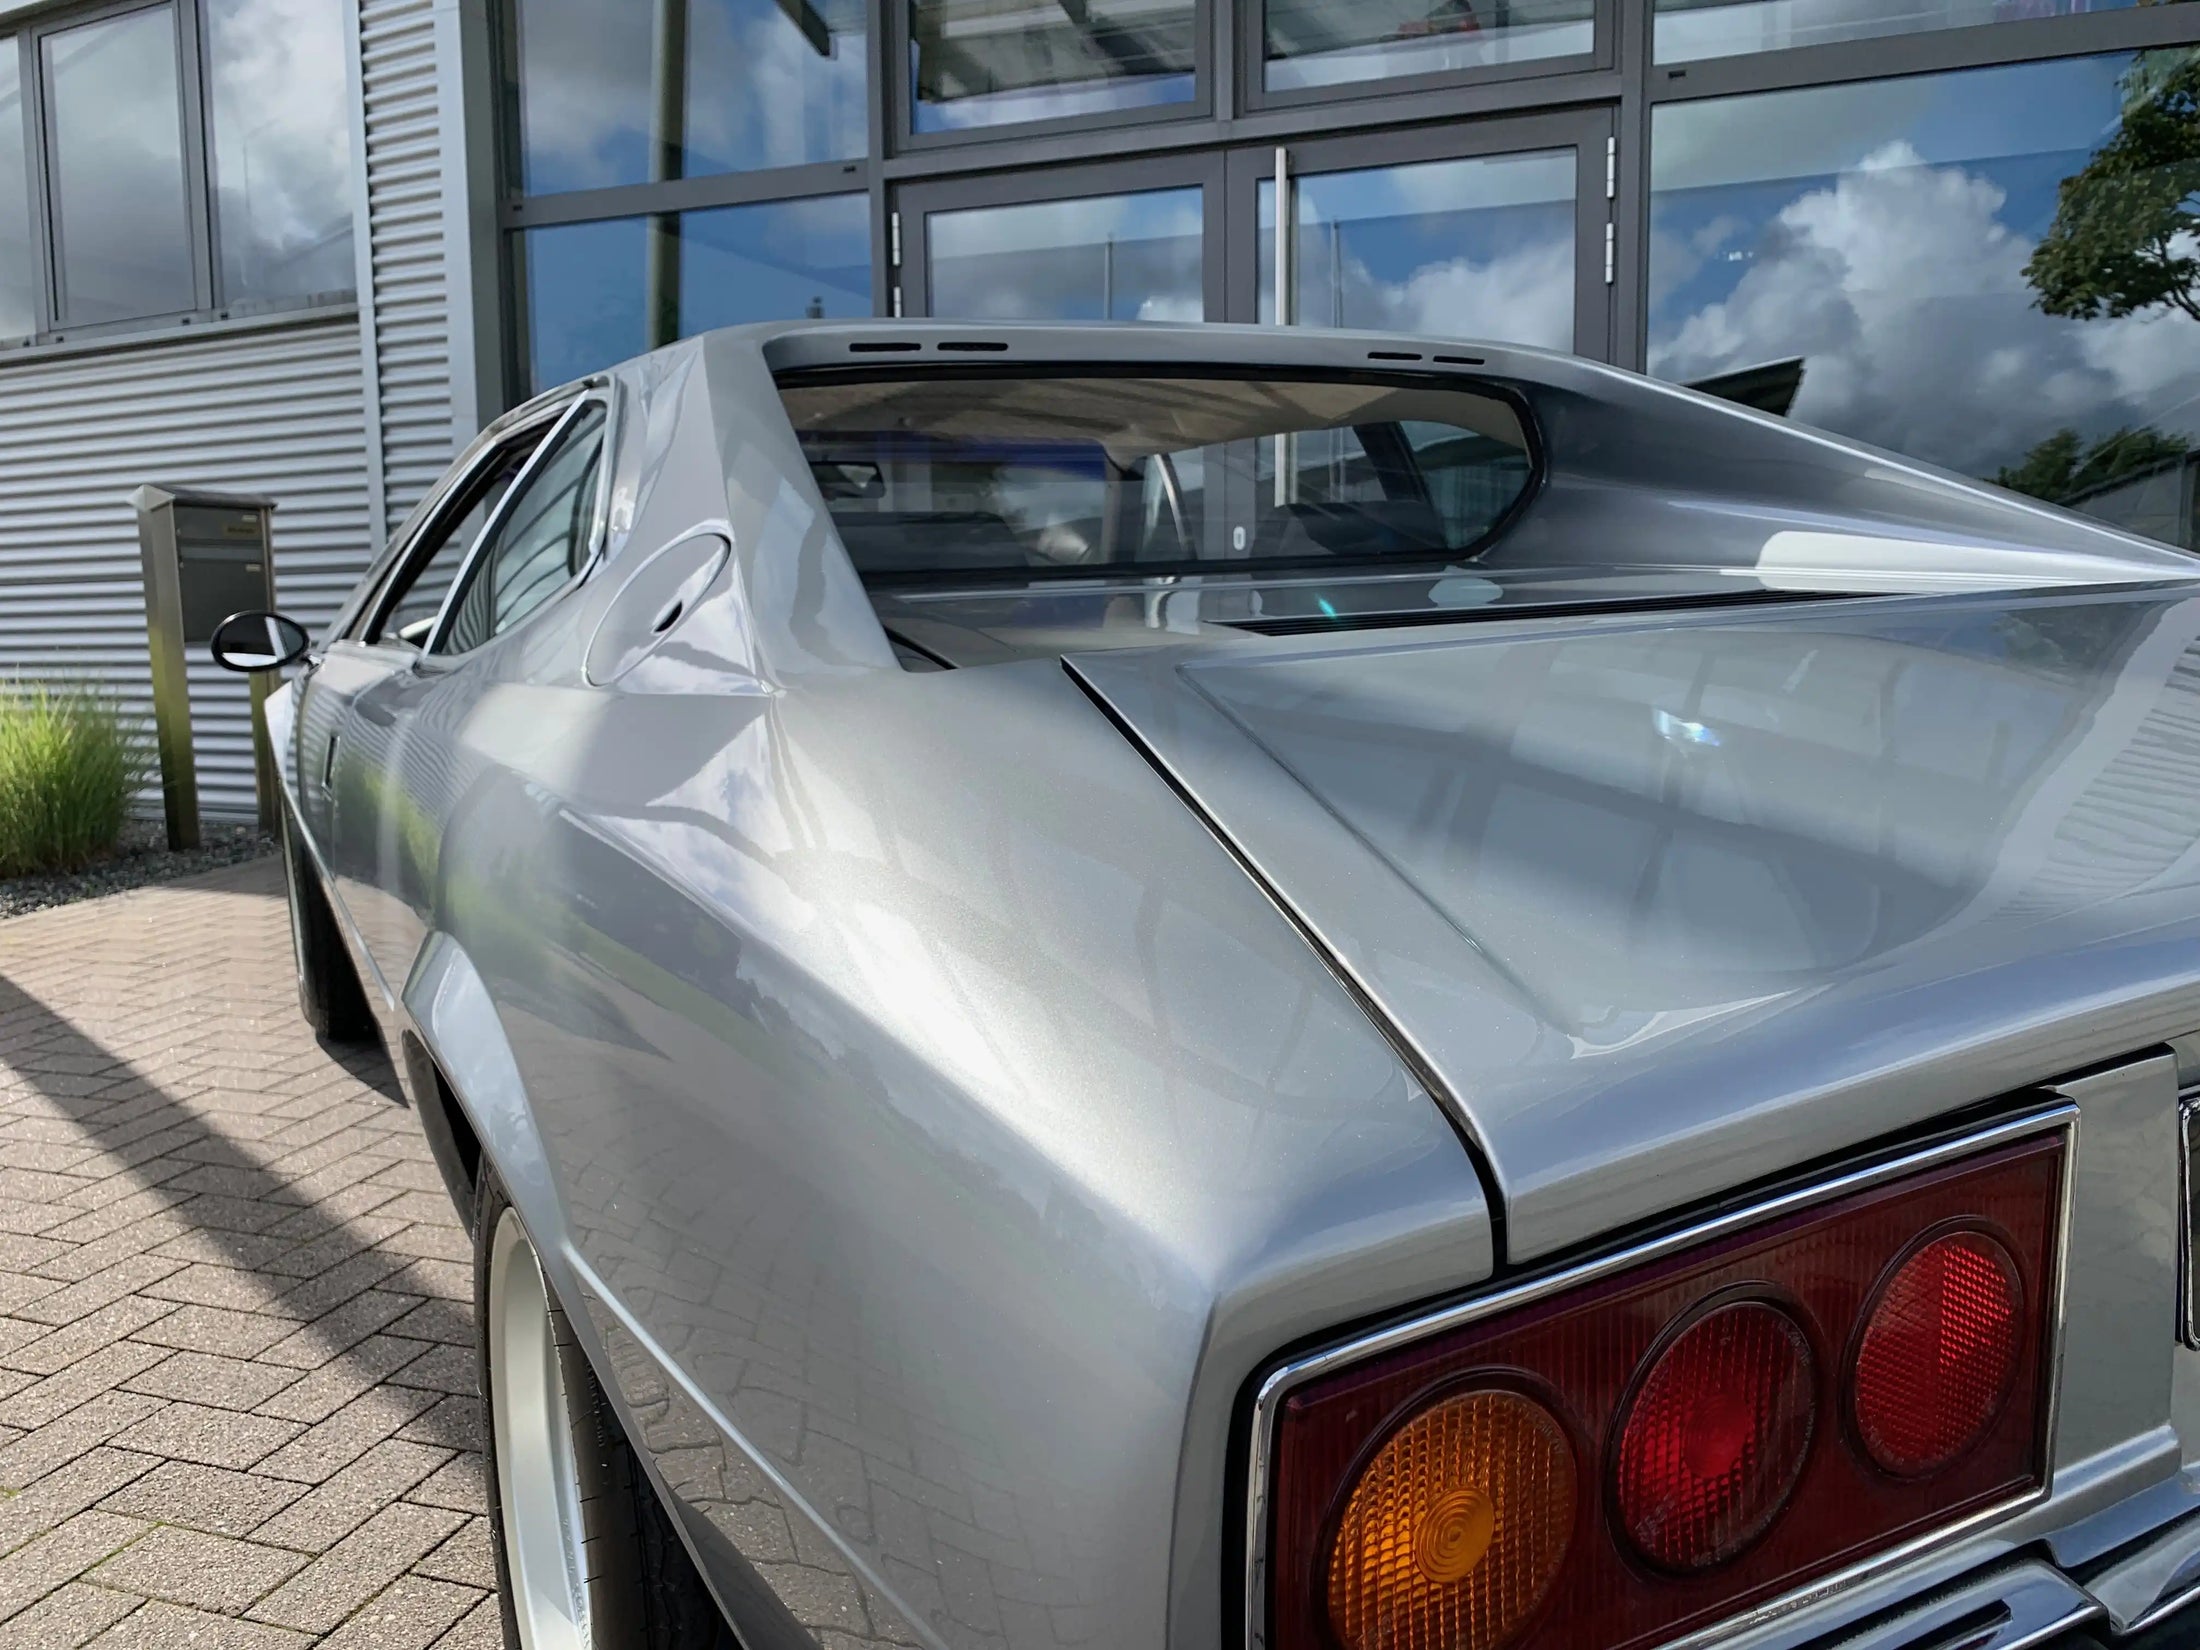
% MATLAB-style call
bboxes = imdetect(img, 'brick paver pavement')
[0,858,501,1648]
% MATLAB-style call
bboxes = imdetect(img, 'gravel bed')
[0,820,275,919]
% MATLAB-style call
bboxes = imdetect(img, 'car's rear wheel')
[279,813,376,1044]
[475,1168,739,1650]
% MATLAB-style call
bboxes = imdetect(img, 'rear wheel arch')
[474,1165,741,1650]
[398,1032,482,1234]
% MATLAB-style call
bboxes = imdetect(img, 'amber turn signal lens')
[1853,1231,2023,1477]
[1327,1388,1575,1650]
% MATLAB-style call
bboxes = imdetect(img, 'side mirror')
[209,610,312,674]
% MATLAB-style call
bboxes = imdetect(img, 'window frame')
[896,150,1228,322]
[1236,0,1614,117]
[424,390,616,657]
[353,394,580,648]
[1,0,355,350]
[892,0,1217,153]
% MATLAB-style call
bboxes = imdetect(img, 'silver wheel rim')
[487,1208,592,1650]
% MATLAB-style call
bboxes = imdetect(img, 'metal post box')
[130,485,281,850]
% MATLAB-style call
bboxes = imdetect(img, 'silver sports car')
[214,321,2200,1650]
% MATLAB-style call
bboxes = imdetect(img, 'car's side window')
[361,423,556,647]
[432,403,608,657]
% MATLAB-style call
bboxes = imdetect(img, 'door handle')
[322,733,339,789]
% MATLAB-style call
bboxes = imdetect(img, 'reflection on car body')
[217,320,2200,1650]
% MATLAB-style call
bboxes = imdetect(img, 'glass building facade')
[499,0,2200,546]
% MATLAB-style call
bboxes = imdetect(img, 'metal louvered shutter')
[0,315,374,822]
[359,0,462,539]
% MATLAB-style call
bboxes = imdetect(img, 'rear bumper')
[1791,1519,2200,1650]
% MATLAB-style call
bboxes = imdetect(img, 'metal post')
[130,484,200,851]
[248,671,278,833]
[131,485,281,847]
[249,509,281,833]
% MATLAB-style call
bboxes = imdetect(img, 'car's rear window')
[777,372,1536,582]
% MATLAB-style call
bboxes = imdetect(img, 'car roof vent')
[1434,353,1487,366]
[936,340,1010,352]
[848,340,921,353]
[1368,349,1423,362]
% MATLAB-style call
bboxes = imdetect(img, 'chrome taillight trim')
[1242,1101,2078,1650]
[2177,1089,2199,1351]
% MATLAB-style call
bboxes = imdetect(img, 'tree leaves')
[2024,47,2200,324]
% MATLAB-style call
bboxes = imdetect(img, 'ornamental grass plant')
[0,682,144,877]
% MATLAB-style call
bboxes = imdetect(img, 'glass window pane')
[206,0,357,305]
[43,6,195,325]
[439,405,608,654]
[780,374,1535,577]
[523,218,649,393]
[911,0,1195,133]
[512,0,866,196]
[0,44,35,341]
[522,194,871,393]
[1659,0,2192,64]
[370,437,544,645]
[680,195,872,332]
[928,188,1204,321]
[1259,153,1576,352]
[1266,0,1593,93]
[1649,52,2200,551]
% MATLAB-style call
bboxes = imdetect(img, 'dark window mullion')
[18,28,55,337]
[175,0,217,313]
[867,0,888,313]
[26,20,63,331]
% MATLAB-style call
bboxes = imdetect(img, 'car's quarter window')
[433,402,608,656]
[776,373,1537,581]
[364,424,557,646]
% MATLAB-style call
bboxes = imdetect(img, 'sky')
[1647,50,2200,481]
[514,0,868,192]
[527,197,873,391]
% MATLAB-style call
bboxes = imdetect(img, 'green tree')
[2023,47,2200,324]
[1995,424,2192,503]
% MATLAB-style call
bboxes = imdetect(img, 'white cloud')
[206,0,354,296]
[1311,231,1576,352]
[1650,141,2200,478]
[1136,293,1202,323]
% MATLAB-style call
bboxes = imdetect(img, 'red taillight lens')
[1613,1301,1815,1571]
[1852,1231,2023,1477]
[1263,1128,2064,1650]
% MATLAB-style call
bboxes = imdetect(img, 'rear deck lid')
[1069,583,2200,1260]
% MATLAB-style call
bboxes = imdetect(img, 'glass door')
[1226,111,1615,359]
[897,154,1225,322]
[894,113,1613,351]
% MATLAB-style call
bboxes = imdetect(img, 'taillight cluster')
[1259,1127,2065,1650]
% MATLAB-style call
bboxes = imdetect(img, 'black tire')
[280,813,376,1045]
[475,1168,740,1650]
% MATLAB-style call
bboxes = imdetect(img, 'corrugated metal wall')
[358,0,461,539]
[0,315,374,822]
[0,0,471,830]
